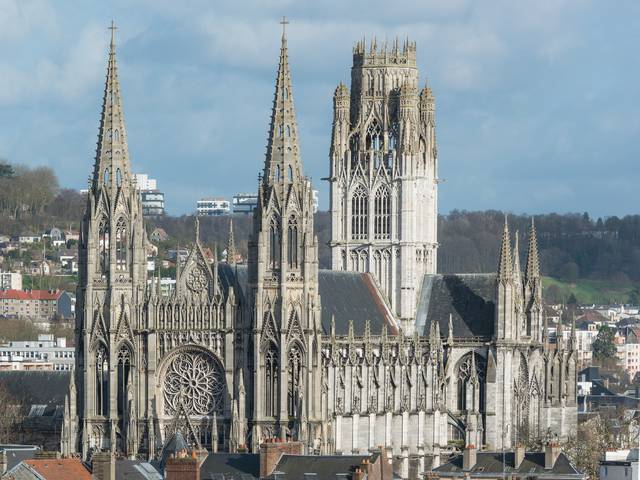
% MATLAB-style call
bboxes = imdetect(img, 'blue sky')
[0,0,638,217]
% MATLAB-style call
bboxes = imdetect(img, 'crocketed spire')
[525,218,541,282]
[512,230,522,286]
[227,218,237,265]
[497,217,512,281]
[262,27,303,186]
[91,21,133,194]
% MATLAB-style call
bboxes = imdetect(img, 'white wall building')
[601,449,639,480]
[197,197,231,216]
[135,173,165,216]
[232,192,258,214]
[0,334,75,371]
[0,271,22,290]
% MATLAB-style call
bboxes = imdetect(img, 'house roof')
[14,458,92,480]
[0,445,40,471]
[116,459,163,480]
[200,453,260,479]
[416,274,496,338]
[433,451,582,477]
[0,289,63,301]
[273,453,379,478]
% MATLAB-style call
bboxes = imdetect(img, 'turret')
[524,218,543,341]
[495,218,516,340]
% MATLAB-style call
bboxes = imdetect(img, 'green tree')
[592,325,617,365]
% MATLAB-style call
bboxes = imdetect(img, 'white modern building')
[197,197,231,216]
[0,334,75,371]
[232,192,258,214]
[134,173,165,216]
[0,271,22,290]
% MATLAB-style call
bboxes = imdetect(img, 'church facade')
[70,27,577,473]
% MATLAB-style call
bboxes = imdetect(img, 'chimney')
[353,467,366,480]
[463,444,477,471]
[260,438,303,479]
[92,452,115,480]
[545,443,561,470]
[0,450,7,476]
[515,443,525,468]
[165,453,200,480]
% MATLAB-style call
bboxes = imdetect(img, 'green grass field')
[542,276,640,304]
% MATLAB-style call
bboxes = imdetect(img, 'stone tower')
[329,38,438,330]
[247,28,323,449]
[75,24,147,456]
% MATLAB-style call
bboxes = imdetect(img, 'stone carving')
[163,349,224,415]
[187,266,207,292]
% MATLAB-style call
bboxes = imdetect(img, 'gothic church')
[69,25,577,471]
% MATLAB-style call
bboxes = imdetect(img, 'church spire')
[525,218,541,282]
[91,21,133,194]
[497,217,512,281]
[512,230,522,286]
[263,19,303,186]
[227,218,237,265]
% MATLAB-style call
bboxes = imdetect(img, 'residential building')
[150,227,169,242]
[601,449,639,480]
[0,272,22,290]
[197,197,231,216]
[232,192,258,214]
[0,289,72,321]
[432,443,585,480]
[147,277,176,296]
[134,173,166,216]
[0,334,75,371]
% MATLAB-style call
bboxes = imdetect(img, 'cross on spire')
[280,16,289,38]
[109,20,117,48]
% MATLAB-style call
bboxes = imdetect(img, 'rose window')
[187,266,207,292]
[163,350,225,416]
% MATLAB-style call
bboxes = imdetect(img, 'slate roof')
[0,371,70,407]
[116,459,163,480]
[0,445,40,471]
[416,274,496,338]
[217,265,394,336]
[273,453,378,478]
[434,452,583,477]
[317,271,393,335]
[200,453,260,479]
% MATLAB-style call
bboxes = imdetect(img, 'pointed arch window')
[374,186,391,240]
[287,343,304,417]
[116,168,122,187]
[113,129,120,142]
[287,216,299,268]
[104,168,110,187]
[349,134,360,170]
[366,121,382,152]
[115,217,127,271]
[288,165,293,181]
[116,345,132,418]
[456,353,486,412]
[265,343,278,417]
[98,218,110,275]
[95,343,109,416]
[351,185,368,240]
[269,216,281,269]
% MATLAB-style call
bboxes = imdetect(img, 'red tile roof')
[0,289,62,300]
[25,458,91,480]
